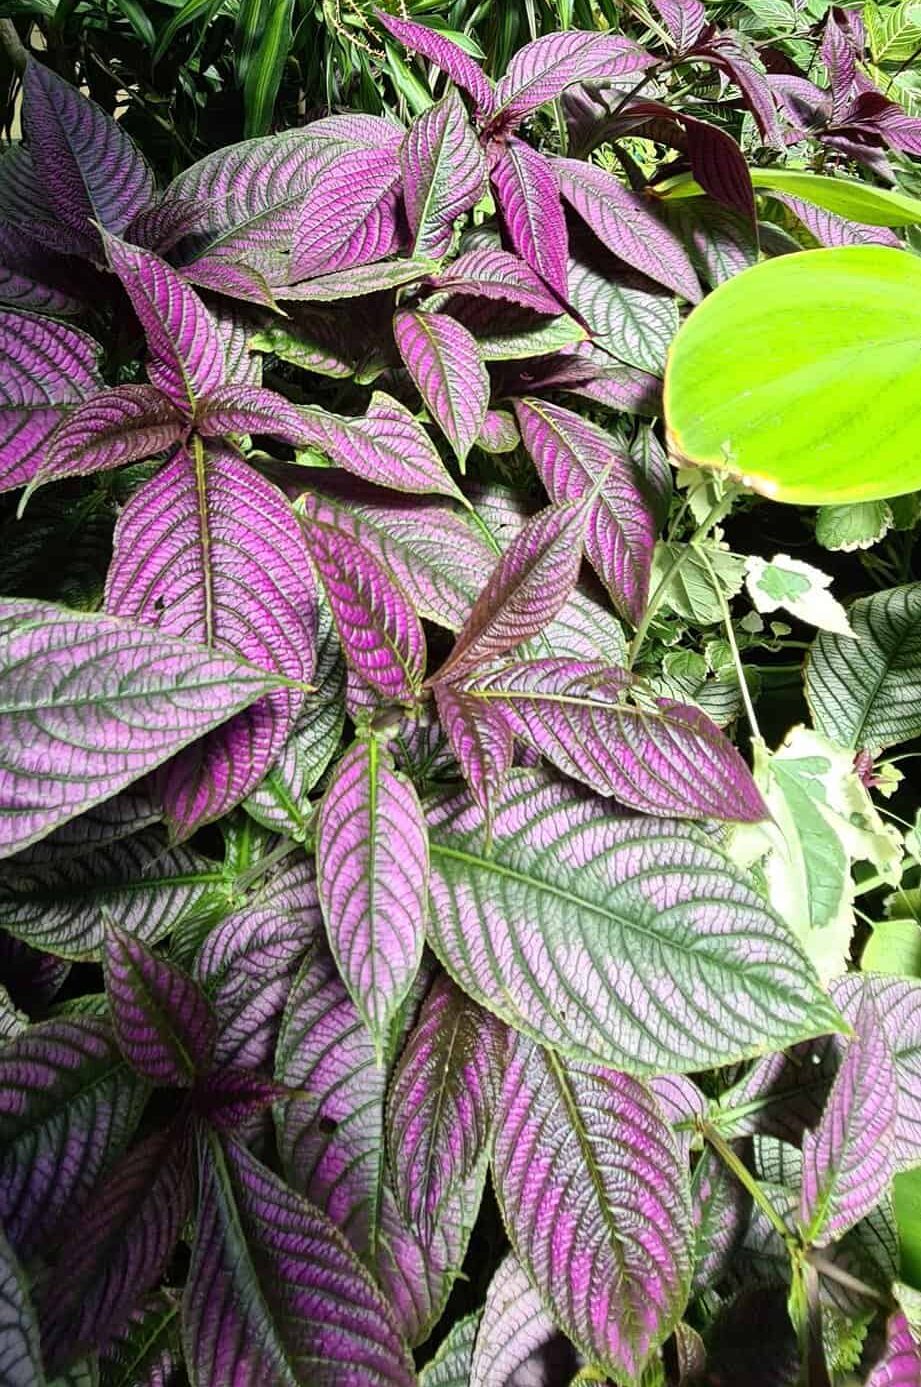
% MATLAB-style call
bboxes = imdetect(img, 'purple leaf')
[771,192,901,248]
[682,117,756,222]
[651,0,706,51]
[104,927,217,1085]
[691,1146,751,1292]
[193,383,311,444]
[401,89,487,260]
[663,197,758,287]
[38,1126,192,1372]
[477,407,519,453]
[387,973,502,1235]
[394,309,489,467]
[490,138,570,299]
[433,500,592,683]
[434,682,514,817]
[196,1068,293,1132]
[715,1034,842,1143]
[469,657,767,821]
[833,975,921,1172]
[702,35,785,149]
[99,1290,183,1387]
[0,1226,42,1387]
[524,349,663,416]
[0,933,70,1009]
[22,59,154,238]
[470,1254,582,1386]
[0,221,86,315]
[306,111,406,147]
[105,449,316,832]
[865,1313,921,1387]
[821,7,861,109]
[184,1129,416,1386]
[490,31,653,129]
[102,232,226,412]
[375,10,495,115]
[514,397,656,625]
[179,256,279,309]
[426,769,842,1071]
[317,738,428,1057]
[35,385,186,487]
[492,1031,692,1379]
[126,195,216,254]
[0,310,103,493]
[0,1018,145,1259]
[0,599,285,858]
[291,148,404,280]
[279,257,438,300]
[428,247,564,315]
[302,514,426,700]
[555,157,701,301]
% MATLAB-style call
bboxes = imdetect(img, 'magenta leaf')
[490,138,570,299]
[429,247,564,315]
[317,738,428,1057]
[179,255,279,309]
[184,1129,416,1386]
[99,1290,182,1386]
[394,309,489,467]
[514,397,656,625]
[302,515,426,700]
[468,657,766,821]
[279,257,438,300]
[833,975,921,1172]
[490,31,653,128]
[0,309,103,493]
[701,35,785,149]
[387,974,502,1236]
[193,383,311,445]
[0,599,285,858]
[36,385,186,487]
[433,499,592,684]
[104,927,217,1085]
[306,111,406,147]
[471,1255,580,1386]
[0,1017,145,1259]
[105,448,316,832]
[865,1312,921,1387]
[434,682,514,818]
[22,60,154,238]
[102,232,226,412]
[772,192,901,248]
[375,10,495,115]
[652,0,706,51]
[555,157,701,301]
[0,221,86,316]
[0,1225,42,1387]
[291,148,404,280]
[477,408,519,453]
[426,769,842,1072]
[401,88,487,260]
[492,1031,692,1379]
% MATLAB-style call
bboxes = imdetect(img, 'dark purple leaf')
[701,35,785,148]
[22,59,154,238]
[865,1312,921,1386]
[105,927,217,1085]
[375,10,495,114]
[691,1146,751,1292]
[683,117,756,221]
[179,256,278,309]
[394,309,489,467]
[434,682,514,817]
[291,148,404,281]
[651,0,706,51]
[126,195,215,254]
[0,599,285,858]
[401,89,487,260]
[524,348,663,416]
[715,1033,842,1143]
[470,1254,582,1386]
[821,7,861,109]
[35,385,186,488]
[98,1290,182,1387]
[195,1068,293,1132]
[428,247,564,315]
[0,145,97,256]
[491,138,570,299]
[279,257,437,300]
[0,1225,42,1387]
[0,221,85,315]
[184,1129,416,1386]
[490,31,653,129]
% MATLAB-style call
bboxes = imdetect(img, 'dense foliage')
[2,4,921,1384]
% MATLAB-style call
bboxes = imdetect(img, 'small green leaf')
[816,501,894,553]
[862,919,921,977]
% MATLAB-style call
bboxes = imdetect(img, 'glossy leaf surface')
[393,310,489,467]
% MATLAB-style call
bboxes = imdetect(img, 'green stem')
[700,1120,793,1247]
[694,541,761,741]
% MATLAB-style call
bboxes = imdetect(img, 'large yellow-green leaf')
[665,247,921,505]
[657,168,921,227]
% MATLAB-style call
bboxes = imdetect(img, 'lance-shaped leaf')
[426,770,842,1072]
[291,148,404,281]
[193,383,312,445]
[97,1291,182,1387]
[428,248,563,316]
[102,232,226,413]
[492,1032,692,1379]
[691,1146,751,1292]
[434,682,513,817]
[514,397,656,625]
[375,10,495,114]
[280,257,437,301]
[22,60,153,238]
[0,1018,145,1259]
[317,739,428,1057]
[297,394,464,500]
[302,517,426,700]
[105,927,217,1085]
[866,1312,921,1386]
[490,139,569,299]
[183,1130,416,1387]
[652,0,706,50]
[468,658,766,821]
[393,309,489,468]
[0,599,285,858]
[555,158,701,302]
[0,310,102,493]
[401,89,487,260]
[0,220,86,316]
[433,500,592,684]
[567,248,678,376]
[489,31,653,129]
[0,1225,43,1387]
[105,449,315,832]
[833,974,921,1172]
[179,255,278,308]
[470,1254,581,1387]
[420,1312,481,1386]
[387,973,502,1235]
[35,386,186,487]
[39,1126,192,1372]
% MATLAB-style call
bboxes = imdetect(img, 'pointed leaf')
[0,1225,44,1387]
[477,408,519,453]
[36,386,186,487]
[291,148,404,281]
[0,599,285,858]
[433,682,513,816]
[102,233,225,413]
[0,1018,145,1259]
[104,928,216,1084]
[490,140,569,299]
[469,657,766,821]
[279,257,437,301]
[567,248,678,375]
[470,1254,580,1387]
[97,1291,181,1387]
[652,0,706,51]
[866,1312,921,1386]
[302,517,426,699]
[832,975,921,1173]
[426,770,843,1071]
[184,1130,416,1386]
[0,221,86,316]
[22,60,153,238]
[428,248,563,315]
[419,1312,480,1386]
[490,31,653,128]
[492,1032,692,1379]
[393,309,489,467]
[317,739,428,1055]
[514,397,656,624]
[387,973,502,1235]
[375,10,495,114]
[555,158,701,302]
[179,256,278,309]
[193,383,311,445]
[401,89,487,260]
[0,310,103,493]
